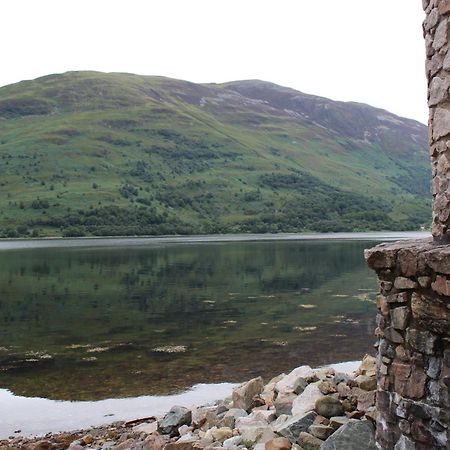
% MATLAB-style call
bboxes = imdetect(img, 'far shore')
[0,231,431,251]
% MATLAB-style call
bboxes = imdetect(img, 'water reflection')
[0,239,379,400]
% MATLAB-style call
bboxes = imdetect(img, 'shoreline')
[0,359,376,449]
[0,231,430,251]
[0,361,361,441]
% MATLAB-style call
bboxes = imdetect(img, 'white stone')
[132,421,158,434]
[275,365,314,394]
[291,382,324,417]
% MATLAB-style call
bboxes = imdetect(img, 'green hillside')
[0,71,431,237]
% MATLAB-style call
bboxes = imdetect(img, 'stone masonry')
[364,2,450,449]
[366,241,449,449]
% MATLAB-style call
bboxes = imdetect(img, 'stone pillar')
[362,2,450,449]
[424,0,450,242]
[366,242,449,449]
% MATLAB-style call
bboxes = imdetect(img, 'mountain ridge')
[0,71,430,237]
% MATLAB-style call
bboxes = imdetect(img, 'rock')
[264,437,291,450]
[220,408,247,428]
[356,391,376,412]
[384,326,404,344]
[390,307,410,330]
[317,381,337,395]
[274,392,296,416]
[356,355,376,377]
[81,435,94,445]
[143,434,170,450]
[133,421,158,434]
[179,425,194,436]
[239,426,273,444]
[298,432,323,449]
[232,377,264,411]
[333,373,350,384]
[329,416,349,430]
[308,424,334,440]
[291,383,324,416]
[235,415,268,429]
[314,396,344,418]
[251,410,277,423]
[433,108,450,140]
[192,406,218,430]
[274,411,317,443]
[321,420,375,450]
[159,406,192,436]
[354,375,376,391]
[223,436,242,448]
[336,382,351,399]
[394,434,416,450]
[114,439,135,450]
[210,427,233,442]
[165,442,199,450]
[394,277,418,290]
[406,329,437,355]
[275,366,313,394]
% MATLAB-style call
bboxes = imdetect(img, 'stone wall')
[365,240,449,449]
[424,0,450,242]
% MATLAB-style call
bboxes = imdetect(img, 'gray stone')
[274,411,317,443]
[427,357,442,379]
[158,406,192,436]
[433,108,450,140]
[274,392,296,416]
[394,434,416,450]
[220,408,247,429]
[424,7,439,30]
[433,18,449,51]
[390,307,410,330]
[429,77,449,106]
[406,329,437,355]
[329,416,349,430]
[308,424,334,440]
[298,432,323,449]
[314,396,344,419]
[321,420,375,450]
[384,326,404,344]
[232,377,264,411]
[394,277,418,290]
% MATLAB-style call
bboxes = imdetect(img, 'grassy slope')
[0,71,431,237]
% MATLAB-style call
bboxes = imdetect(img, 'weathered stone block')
[439,0,450,15]
[385,326,404,344]
[431,274,450,296]
[394,277,418,290]
[406,329,438,355]
[433,18,449,50]
[432,107,450,140]
[387,292,409,303]
[411,292,450,334]
[390,307,411,330]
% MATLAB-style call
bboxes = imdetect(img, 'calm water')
[0,233,427,404]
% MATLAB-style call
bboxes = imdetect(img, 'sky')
[0,0,428,123]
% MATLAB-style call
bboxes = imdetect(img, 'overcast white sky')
[0,0,428,123]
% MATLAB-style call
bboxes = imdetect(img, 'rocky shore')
[1,356,377,450]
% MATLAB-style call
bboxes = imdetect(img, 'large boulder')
[158,406,192,436]
[321,420,376,450]
[232,377,264,411]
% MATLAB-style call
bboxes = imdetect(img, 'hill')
[0,71,430,237]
